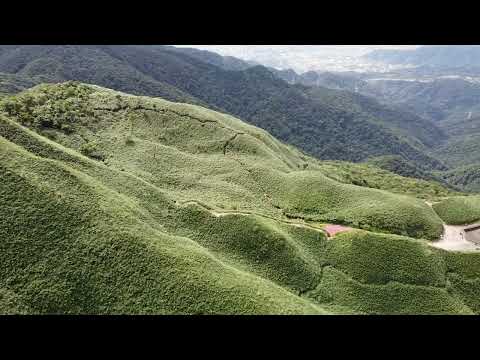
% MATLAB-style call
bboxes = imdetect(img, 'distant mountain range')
[366,45,480,69]
[174,45,420,73]
[269,66,480,123]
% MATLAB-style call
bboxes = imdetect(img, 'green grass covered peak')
[1,82,478,314]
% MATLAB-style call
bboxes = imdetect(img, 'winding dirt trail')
[179,200,327,234]
[182,198,480,250]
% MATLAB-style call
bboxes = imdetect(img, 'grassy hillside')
[0,89,328,314]
[0,82,478,315]
[121,45,445,169]
[309,230,475,315]
[444,252,480,313]
[0,133,328,314]
[432,196,480,225]
[0,82,446,239]
[318,160,458,200]
[0,45,446,172]
[249,168,443,239]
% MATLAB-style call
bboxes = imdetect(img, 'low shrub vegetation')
[432,196,480,225]
[0,82,478,314]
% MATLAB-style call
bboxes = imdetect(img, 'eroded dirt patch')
[324,224,353,237]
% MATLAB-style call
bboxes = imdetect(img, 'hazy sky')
[175,45,420,72]
[176,45,419,57]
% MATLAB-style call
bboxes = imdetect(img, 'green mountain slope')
[262,65,480,190]
[271,71,448,150]
[0,45,446,172]
[440,114,480,138]
[366,78,480,123]
[0,45,203,105]
[433,196,480,225]
[433,115,480,169]
[363,155,457,189]
[282,71,480,191]
[0,82,446,239]
[435,135,480,169]
[438,164,480,193]
[1,82,479,315]
[317,160,458,199]
[303,85,446,156]
[309,231,473,315]
[428,115,480,192]
[107,45,446,168]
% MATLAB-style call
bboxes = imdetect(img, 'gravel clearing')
[430,224,480,252]
[425,200,480,252]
